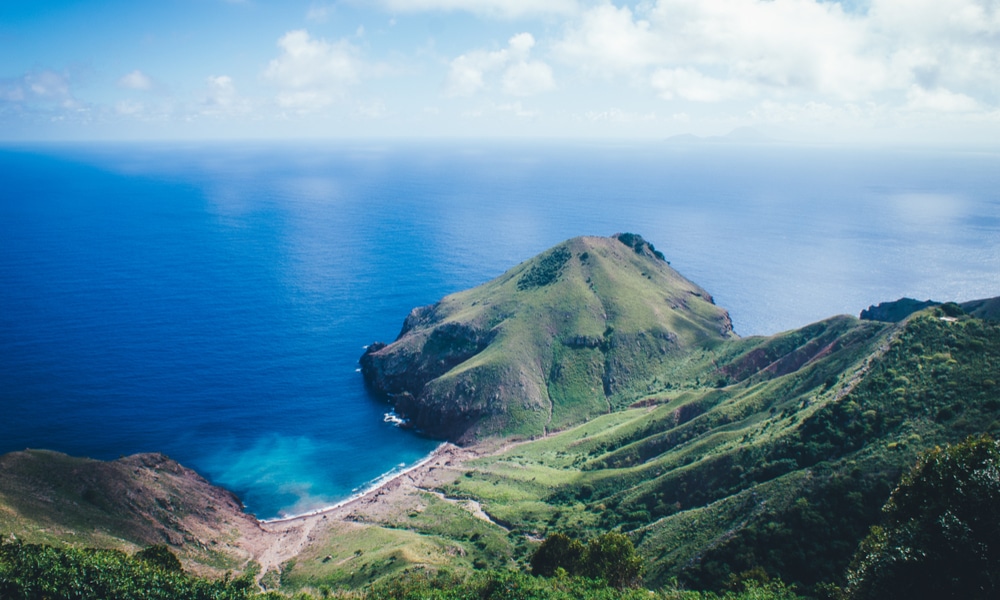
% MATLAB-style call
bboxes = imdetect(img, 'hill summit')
[360,234,735,443]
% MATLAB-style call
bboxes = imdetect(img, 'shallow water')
[1,140,997,518]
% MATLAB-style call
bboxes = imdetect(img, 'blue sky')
[2,0,999,142]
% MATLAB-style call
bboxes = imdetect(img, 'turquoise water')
[1,141,998,519]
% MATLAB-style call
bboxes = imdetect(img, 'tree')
[846,434,1000,599]
[135,544,183,572]
[530,533,585,577]
[583,532,644,590]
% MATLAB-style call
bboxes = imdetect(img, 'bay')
[1,140,997,519]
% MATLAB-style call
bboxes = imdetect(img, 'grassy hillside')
[361,234,734,443]
[0,450,260,576]
[434,305,1000,593]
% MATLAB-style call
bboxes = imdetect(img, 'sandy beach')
[241,441,492,581]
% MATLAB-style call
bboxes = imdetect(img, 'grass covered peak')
[361,235,735,443]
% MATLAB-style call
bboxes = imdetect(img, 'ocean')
[1,140,997,519]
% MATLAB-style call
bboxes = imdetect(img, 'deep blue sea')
[1,140,998,519]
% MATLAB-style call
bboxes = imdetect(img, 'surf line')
[260,442,450,524]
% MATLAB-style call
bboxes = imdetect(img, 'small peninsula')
[360,233,734,443]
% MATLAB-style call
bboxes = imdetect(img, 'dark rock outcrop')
[860,298,939,322]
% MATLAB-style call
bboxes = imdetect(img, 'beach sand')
[238,441,496,582]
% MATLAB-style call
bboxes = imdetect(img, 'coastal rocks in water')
[360,234,736,444]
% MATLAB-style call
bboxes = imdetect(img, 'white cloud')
[906,86,980,113]
[554,4,661,72]
[583,108,658,122]
[1,70,76,107]
[354,100,388,119]
[556,0,884,98]
[265,30,360,89]
[115,99,145,115]
[872,0,1000,106]
[461,100,539,119]
[118,70,153,91]
[201,75,251,116]
[25,70,72,101]
[550,0,1000,124]
[502,61,555,96]
[651,68,754,102]
[445,32,555,97]
[263,30,365,111]
[372,0,578,18]
[306,3,334,22]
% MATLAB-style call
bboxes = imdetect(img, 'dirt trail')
[252,517,321,581]
[417,487,509,531]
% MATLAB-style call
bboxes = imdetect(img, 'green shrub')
[531,533,585,577]
[531,531,644,590]
[517,247,572,290]
[846,434,1000,599]
[134,544,183,573]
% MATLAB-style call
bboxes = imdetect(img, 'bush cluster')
[0,540,256,600]
[517,247,572,290]
[530,532,644,590]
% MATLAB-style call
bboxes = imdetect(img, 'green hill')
[437,303,1000,593]
[361,234,735,443]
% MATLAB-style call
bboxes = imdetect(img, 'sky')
[1,0,999,143]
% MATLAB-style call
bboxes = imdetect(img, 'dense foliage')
[675,311,1000,592]
[0,539,257,600]
[530,532,643,589]
[614,233,666,262]
[846,434,1000,599]
[0,536,805,600]
[345,569,801,600]
[517,247,572,290]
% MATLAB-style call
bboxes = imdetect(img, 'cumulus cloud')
[554,4,662,73]
[445,32,555,97]
[502,60,555,96]
[118,70,153,91]
[651,68,755,102]
[263,30,364,111]
[201,75,251,116]
[556,0,884,100]
[372,0,578,18]
[906,86,980,113]
[1,70,77,107]
[551,0,1000,117]
[872,0,1000,106]
[306,3,335,22]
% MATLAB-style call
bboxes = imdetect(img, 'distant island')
[3,233,999,599]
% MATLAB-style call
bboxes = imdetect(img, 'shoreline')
[259,442,454,525]
[246,439,490,580]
